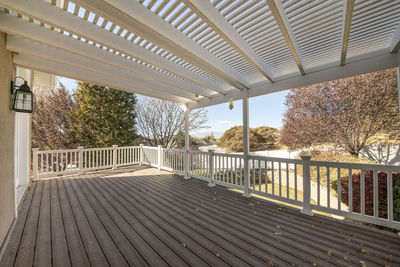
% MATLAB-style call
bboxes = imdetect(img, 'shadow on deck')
[1,166,399,266]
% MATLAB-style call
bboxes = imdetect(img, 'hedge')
[331,171,400,221]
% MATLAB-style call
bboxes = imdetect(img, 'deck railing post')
[32,148,39,181]
[300,155,313,216]
[242,89,251,197]
[184,106,190,180]
[139,144,143,166]
[112,145,118,170]
[78,146,84,174]
[208,149,215,187]
[158,145,162,171]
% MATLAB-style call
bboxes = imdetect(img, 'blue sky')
[58,77,289,136]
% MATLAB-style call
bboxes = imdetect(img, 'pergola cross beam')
[0,13,214,99]
[181,0,275,83]
[0,0,230,95]
[85,0,249,90]
[340,0,355,65]
[7,36,200,102]
[267,0,305,75]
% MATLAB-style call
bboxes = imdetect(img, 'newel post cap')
[300,155,312,161]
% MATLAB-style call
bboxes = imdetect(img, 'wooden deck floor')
[1,166,399,267]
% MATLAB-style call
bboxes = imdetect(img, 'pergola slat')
[7,36,201,101]
[181,0,275,82]
[0,0,398,108]
[0,13,214,98]
[0,0,230,94]
[80,0,249,90]
[14,54,189,103]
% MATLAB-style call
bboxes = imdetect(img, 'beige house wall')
[0,32,16,247]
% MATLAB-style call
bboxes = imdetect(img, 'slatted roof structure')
[0,0,399,109]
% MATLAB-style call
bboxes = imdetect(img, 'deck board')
[1,166,399,267]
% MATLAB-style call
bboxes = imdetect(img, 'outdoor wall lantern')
[10,77,34,113]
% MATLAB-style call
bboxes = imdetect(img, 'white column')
[300,155,313,216]
[242,89,251,197]
[184,105,190,179]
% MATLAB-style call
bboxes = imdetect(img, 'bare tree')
[136,97,208,148]
[32,83,78,149]
[280,68,399,156]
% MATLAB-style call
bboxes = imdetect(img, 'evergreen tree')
[71,82,137,147]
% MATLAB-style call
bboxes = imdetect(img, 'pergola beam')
[267,0,305,75]
[181,0,274,83]
[340,0,355,65]
[0,13,214,99]
[390,23,400,53]
[14,54,189,103]
[7,36,199,102]
[0,0,227,94]
[75,0,248,90]
[189,51,398,109]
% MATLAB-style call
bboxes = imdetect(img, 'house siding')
[0,32,16,248]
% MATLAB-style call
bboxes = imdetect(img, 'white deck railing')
[32,145,400,230]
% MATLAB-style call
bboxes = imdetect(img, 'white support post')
[158,145,162,171]
[139,143,143,166]
[78,146,84,174]
[242,89,251,198]
[32,148,39,181]
[112,145,118,170]
[208,149,215,187]
[300,155,313,216]
[184,105,190,180]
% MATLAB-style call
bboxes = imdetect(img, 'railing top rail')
[142,146,158,150]
[248,154,302,164]
[83,147,114,152]
[37,148,79,154]
[310,160,400,172]
[116,146,140,149]
[214,152,244,158]
[188,150,209,155]
[164,148,186,152]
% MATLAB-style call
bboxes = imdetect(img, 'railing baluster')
[317,166,320,206]
[361,169,365,215]
[388,172,393,221]
[56,152,59,173]
[264,160,268,193]
[349,168,352,213]
[327,167,330,208]
[294,163,297,200]
[41,152,43,173]
[337,168,341,210]
[258,160,261,191]
[252,159,255,190]
[286,162,289,198]
[272,162,275,195]
[278,161,282,197]
[239,157,242,186]
[373,170,378,218]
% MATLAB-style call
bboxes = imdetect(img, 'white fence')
[32,145,140,179]
[32,145,400,230]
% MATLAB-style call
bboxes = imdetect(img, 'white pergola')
[1,0,399,197]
